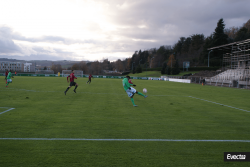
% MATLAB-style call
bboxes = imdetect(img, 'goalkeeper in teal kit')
[122,75,147,107]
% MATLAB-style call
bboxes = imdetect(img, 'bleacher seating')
[211,69,250,81]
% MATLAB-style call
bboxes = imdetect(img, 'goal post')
[62,70,83,77]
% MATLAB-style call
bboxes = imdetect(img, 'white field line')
[0,138,250,142]
[0,107,15,115]
[189,96,250,113]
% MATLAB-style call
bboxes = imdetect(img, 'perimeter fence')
[2,73,250,90]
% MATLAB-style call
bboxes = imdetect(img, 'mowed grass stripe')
[1,86,249,113]
[1,138,250,142]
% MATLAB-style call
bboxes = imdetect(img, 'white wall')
[165,78,191,83]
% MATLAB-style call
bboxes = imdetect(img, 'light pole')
[139,59,142,65]
[171,52,175,68]
[208,50,213,67]
[150,57,154,68]
[138,59,142,74]
[171,56,172,68]
[132,62,135,73]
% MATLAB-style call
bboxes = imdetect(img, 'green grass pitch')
[0,76,250,166]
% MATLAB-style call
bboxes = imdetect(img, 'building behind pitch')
[0,61,35,72]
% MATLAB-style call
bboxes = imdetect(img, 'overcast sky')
[0,0,249,62]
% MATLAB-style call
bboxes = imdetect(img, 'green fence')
[3,73,150,80]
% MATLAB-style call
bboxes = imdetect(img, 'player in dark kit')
[5,70,9,83]
[64,70,78,95]
[86,74,93,84]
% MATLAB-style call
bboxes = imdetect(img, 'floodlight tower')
[132,62,135,72]
[208,50,213,67]
[150,57,154,68]
[139,59,142,65]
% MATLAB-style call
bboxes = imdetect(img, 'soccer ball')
[143,88,147,93]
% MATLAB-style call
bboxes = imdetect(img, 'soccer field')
[0,76,250,166]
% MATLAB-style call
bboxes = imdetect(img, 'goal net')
[62,70,83,77]
[35,70,54,74]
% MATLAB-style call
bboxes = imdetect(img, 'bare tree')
[126,58,132,71]
[71,63,80,70]
[167,54,176,68]
[91,61,100,75]
[102,59,110,71]
[225,26,239,39]
[115,59,124,72]
[51,63,63,73]
[243,19,250,31]
[79,61,88,74]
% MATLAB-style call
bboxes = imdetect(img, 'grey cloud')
[0,27,22,53]
[32,46,74,55]
[1,0,250,61]
[0,26,96,45]
[109,0,249,25]
[98,0,249,53]
[14,35,93,45]
[104,0,250,43]
[0,52,80,61]
[0,26,85,60]
[0,54,74,61]
[0,38,21,53]
[0,25,131,60]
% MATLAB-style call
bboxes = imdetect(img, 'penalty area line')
[188,96,250,113]
[0,138,250,142]
[0,108,15,115]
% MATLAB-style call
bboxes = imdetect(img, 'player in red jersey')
[5,70,9,79]
[64,70,78,95]
[128,78,133,84]
[5,70,9,84]
[86,74,93,84]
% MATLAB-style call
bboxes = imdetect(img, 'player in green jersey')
[122,75,147,107]
[6,71,13,87]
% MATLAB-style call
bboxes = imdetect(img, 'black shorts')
[70,81,76,86]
